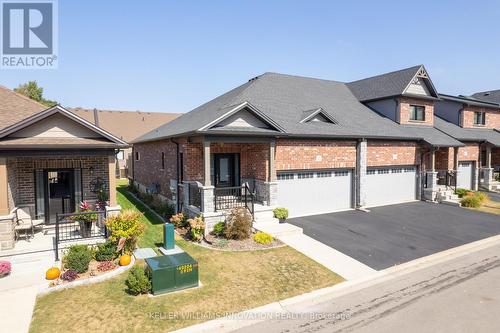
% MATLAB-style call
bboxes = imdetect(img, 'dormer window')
[409,105,425,121]
[474,111,486,126]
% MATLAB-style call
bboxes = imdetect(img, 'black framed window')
[135,151,140,161]
[474,111,486,125]
[161,152,165,169]
[410,105,425,121]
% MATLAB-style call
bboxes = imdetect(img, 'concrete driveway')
[288,202,500,270]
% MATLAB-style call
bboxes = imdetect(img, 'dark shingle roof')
[434,116,500,147]
[440,94,500,109]
[135,72,460,147]
[346,65,431,102]
[470,90,500,105]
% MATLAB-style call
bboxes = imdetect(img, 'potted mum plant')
[273,207,289,224]
[73,201,98,238]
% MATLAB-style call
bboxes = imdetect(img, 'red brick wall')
[435,147,454,170]
[461,105,500,129]
[398,97,434,126]
[13,155,109,206]
[367,141,421,167]
[276,139,356,170]
[458,143,480,162]
[492,148,500,166]
[133,139,178,198]
[211,143,269,181]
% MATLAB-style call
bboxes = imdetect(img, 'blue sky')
[2,0,500,113]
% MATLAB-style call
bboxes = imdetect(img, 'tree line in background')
[14,81,58,107]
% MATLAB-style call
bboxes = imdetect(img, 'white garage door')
[277,169,352,218]
[457,162,473,190]
[365,166,417,208]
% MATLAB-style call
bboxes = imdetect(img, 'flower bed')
[203,233,284,251]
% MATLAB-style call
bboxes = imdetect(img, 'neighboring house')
[0,86,127,250]
[70,108,180,178]
[131,65,500,231]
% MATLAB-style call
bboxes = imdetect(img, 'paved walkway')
[0,251,54,333]
[279,233,376,280]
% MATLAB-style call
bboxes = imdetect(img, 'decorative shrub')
[212,221,225,237]
[188,216,205,242]
[0,260,11,277]
[61,270,79,282]
[105,209,145,253]
[97,261,116,272]
[253,232,273,245]
[460,194,481,208]
[224,207,252,240]
[94,240,118,262]
[459,192,488,208]
[455,188,469,198]
[154,200,176,219]
[125,265,151,295]
[475,192,488,203]
[273,207,289,220]
[213,239,229,248]
[170,213,186,228]
[128,182,139,195]
[141,192,154,205]
[64,244,93,273]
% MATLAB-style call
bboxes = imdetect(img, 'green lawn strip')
[29,180,344,333]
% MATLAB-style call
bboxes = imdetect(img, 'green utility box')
[163,223,175,250]
[145,253,199,295]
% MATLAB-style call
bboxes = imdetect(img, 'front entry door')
[47,170,76,223]
[214,154,236,187]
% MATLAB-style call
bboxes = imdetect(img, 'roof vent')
[93,108,99,127]
[484,92,491,96]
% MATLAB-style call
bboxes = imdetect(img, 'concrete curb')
[171,234,500,333]
[38,256,135,295]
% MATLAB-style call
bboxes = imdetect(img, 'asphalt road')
[288,202,500,270]
[234,241,500,333]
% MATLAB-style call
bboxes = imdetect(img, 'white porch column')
[356,139,368,209]
[0,158,9,215]
[482,146,494,191]
[203,139,211,187]
[424,148,438,201]
[108,155,117,207]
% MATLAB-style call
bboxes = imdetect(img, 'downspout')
[170,138,181,213]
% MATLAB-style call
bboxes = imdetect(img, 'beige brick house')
[0,87,127,250]
[131,65,500,231]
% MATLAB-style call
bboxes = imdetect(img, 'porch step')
[254,219,303,238]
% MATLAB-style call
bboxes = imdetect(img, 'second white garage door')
[364,166,417,208]
[277,169,353,218]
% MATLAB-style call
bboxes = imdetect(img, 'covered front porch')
[0,152,119,253]
[182,136,277,229]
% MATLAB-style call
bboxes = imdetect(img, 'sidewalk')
[0,252,54,333]
[278,233,377,280]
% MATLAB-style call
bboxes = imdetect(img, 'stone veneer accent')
[0,212,16,250]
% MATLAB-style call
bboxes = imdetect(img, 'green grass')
[29,179,344,333]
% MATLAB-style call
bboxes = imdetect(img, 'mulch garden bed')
[49,259,120,288]
[176,227,284,251]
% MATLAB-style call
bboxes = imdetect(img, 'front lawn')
[30,179,343,333]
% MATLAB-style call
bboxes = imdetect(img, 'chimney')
[93,108,99,127]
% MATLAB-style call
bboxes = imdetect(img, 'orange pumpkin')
[45,267,61,280]
[119,254,131,266]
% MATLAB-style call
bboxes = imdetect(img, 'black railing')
[188,182,201,210]
[436,170,457,191]
[55,210,107,261]
[214,184,254,218]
